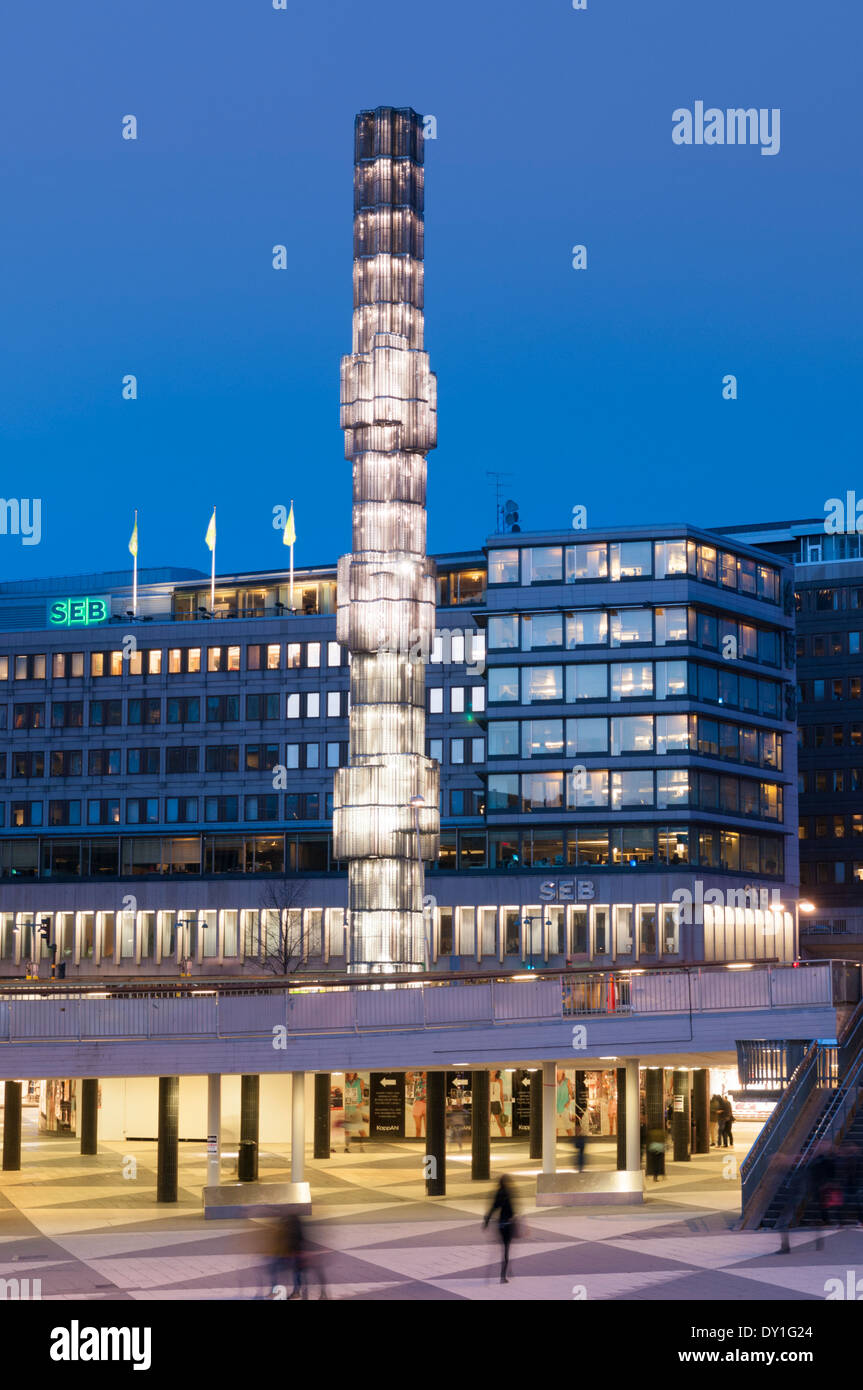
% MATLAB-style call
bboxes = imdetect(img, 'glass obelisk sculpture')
[333,107,440,974]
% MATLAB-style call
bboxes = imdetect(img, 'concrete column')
[616,1066,626,1171]
[471,1069,490,1181]
[239,1074,259,1181]
[206,1074,221,1188]
[529,1068,542,1161]
[291,1072,305,1184]
[426,1071,446,1196]
[672,1069,691,1162]
[80,1078,98,1156]
[692,1068,710,1154]
[156,1077,179,1203]
[645,1067,665,1178]
[542,1061,556,1175]
[2,1081,22,1171]
[625,1059,640,1172]
[313,1073,331,1159]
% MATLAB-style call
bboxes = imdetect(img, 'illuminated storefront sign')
[49,597,109,628]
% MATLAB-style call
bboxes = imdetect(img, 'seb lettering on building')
[49,597,109,628]
[538,880,596,902]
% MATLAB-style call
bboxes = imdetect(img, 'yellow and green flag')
[205,508,216,552]
[283,501,296,548]
[128,515,138,558]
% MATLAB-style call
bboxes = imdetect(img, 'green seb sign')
[49,597,109,627]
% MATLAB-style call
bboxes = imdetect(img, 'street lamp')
[520,914,550,971]
[409,794,429,970]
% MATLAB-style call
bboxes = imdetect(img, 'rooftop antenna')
[486,471,513,534]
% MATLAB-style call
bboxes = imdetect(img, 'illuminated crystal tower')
[332,107,440,974]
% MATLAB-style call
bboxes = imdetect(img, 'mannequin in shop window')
[556,1070,574,1137]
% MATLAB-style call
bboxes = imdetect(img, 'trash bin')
[238,1139,258,1182]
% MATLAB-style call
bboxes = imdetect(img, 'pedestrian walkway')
[0,1118,857,1300]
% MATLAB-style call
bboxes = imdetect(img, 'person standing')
[273,1213,306,1300]
[709,1093,723,1147]
[717,1095,732,1148]
[645,1123,665,1181]
[483,1174,519,1283]
[723,1097,735,1148]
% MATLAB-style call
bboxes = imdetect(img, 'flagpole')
[289,498,295,611]
[132,509,138,617]
[210,506,216,613]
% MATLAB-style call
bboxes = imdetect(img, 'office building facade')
[719,517,863,956]
[0,522,798,978]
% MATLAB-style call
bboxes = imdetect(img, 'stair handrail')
[838,994,863,1076]
[792,1045,863,1175]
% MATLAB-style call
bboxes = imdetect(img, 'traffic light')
[503,499,520,532]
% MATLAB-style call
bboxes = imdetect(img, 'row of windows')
[798,768,863,794]
[797,631,863,659]
[0,740,487,780]
[0,833,326,878]
[0,742,346,779]
[10,691,348,729]
[427,736,486,766]
[487,770,784,820]
[800,861,863,887]
[487,714,782,770]
[796,585,863,612]
[0,641,342,681]
[798,723,863,749]
[0,823,785,879]
[449,825,785,875]
[0,907,362,965]
[487,660,784,717]
[488,606,783,667]
[488,539,781,602]
[800,815,863,840]
[4,792,345,829]
[5,631,487,683]
[173,579,336,620]
[427,685,485,714]
[799,678,863,704]
[0,900,792,968]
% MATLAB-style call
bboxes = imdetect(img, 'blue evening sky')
[0,0,858,583]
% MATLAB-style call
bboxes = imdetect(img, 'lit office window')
[566,543,607,581]
[488,549,519,584]
[610,542,651,580]
[521,665,563,703]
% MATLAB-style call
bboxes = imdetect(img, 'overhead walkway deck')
[0,960,855,1077]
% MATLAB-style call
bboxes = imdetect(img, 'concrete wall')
[78,1073,301,1143]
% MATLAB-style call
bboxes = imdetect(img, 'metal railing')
[739,1042,828,1212]
[0,960,847,1047]
[741,995,863,1221]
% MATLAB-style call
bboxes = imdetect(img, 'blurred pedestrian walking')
[483,1174,519,1283]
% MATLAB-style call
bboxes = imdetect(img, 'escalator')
[741,995,863,1228]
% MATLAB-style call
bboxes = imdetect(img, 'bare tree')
[255,879,308,977]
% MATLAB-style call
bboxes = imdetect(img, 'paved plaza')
[1,1114,861,1301]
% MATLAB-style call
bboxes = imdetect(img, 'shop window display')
[554,1068,618,1138]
